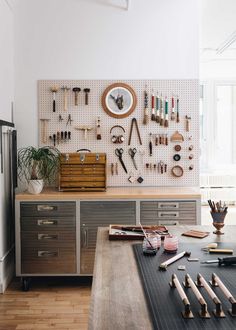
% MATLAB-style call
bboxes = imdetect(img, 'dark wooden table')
[89,225,236,330]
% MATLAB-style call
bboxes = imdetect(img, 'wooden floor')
[0,277,92,330]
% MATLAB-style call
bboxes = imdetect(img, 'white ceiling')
[201,0,236,61]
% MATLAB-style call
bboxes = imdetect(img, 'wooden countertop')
[89,225,236,330]
[16,186,201,200]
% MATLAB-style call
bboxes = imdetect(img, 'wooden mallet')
[61,86,70,111]
[40,118,50,144]
[72,87,81,106]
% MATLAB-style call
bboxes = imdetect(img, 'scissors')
[115,148,127,173]
[128,148,138,170]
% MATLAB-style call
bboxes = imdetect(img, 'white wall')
[0,0,14,121]
[201,60,236,79]
[14,0,199,148]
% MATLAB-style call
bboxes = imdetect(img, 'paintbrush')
[176,96,180,123]
[156,92,160,123]
[164,96,169,127]
[160,95,164,126]
[151,90,156,121]
[171,94,175,120]
[139,222,154,249]
[143,89,149,125]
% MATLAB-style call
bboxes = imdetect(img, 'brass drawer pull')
[158,203,179,209]
[37,219,57,226]
[38,250,58,257]
[37,205,57,211]
[38,234,58,240]
[158,212,179,218]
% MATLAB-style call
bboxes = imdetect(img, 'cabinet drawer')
[20,202,76,217]
[21,231,76,248]
[141,201,196,211]
[21,246,76,274]
[20,217,75,231]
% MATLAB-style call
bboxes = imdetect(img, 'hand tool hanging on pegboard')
[72,87,81,106]
[84,88,90,105]
[96,117,102,140]
[149,133,153,156]
[176,96,180,123]
[143,89,149,125]
[164,97,169,127]
[156,92,160,124]
[62,86,70,111]
[50,86,59,112]
[151,90,156,121]
[115,148,127,173]
[128,148,138,170]
[160,95,164,126]
[185,115,191,131]
[128,118,142,145]
[171,94,175,120]
[40,118,50,144]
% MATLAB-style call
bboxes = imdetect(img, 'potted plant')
[17,146,60,194]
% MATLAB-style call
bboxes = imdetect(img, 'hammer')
[72,87,81,106]
[185,115,191,132]
[83,88,90,105]
[40,118,50,144]
[75,126,93,140]
[61,86,70,111]
[159,251,191,270]
[50,86,59,112]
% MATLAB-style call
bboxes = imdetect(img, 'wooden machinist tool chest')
[59,151,107,191]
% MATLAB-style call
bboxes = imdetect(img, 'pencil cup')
[211,211,227,235]
[142,234,161,255]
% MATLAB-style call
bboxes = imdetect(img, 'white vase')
[27,180,44,194]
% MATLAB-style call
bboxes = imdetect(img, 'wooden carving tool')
[40,118,50,144]
[50,86,59,112]
[151,90,156,121]
[143,90,149,125]
[164,97,169,127]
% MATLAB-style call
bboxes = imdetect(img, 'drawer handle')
[37,205,57,211]
[37,220,57,226]
[38,234,58,240]
[38,250,58,257]
[158,203,179,209]
[158,212,179,218]
[82,228,88,248]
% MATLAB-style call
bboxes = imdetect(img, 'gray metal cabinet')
[20,202,76,275]
[140,200,196,225]
[80,201,136,274]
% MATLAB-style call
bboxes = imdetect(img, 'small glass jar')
[163,235,178,253]
[142,234,161,255]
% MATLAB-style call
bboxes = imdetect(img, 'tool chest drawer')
[21,246,76,274]
[21,231,76,247]
[20,202,76,217]
[20,216,75,231]
[140,201,196,225]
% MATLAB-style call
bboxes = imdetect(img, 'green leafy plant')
[17,146,60,184]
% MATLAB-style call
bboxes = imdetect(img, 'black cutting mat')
[133,243,236,330]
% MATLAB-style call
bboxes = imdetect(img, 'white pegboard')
[38,79,199,187]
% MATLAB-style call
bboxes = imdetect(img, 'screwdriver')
[201,257,236,266]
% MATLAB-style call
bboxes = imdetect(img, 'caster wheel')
[21,277,30,292]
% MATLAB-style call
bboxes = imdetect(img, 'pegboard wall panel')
[38,80,199,187]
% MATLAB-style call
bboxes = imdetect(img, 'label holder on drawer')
[158,202,179,209]
[158,211,179,218]
[37,219,58,226]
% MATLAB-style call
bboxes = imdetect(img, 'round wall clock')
[102,83,137,118]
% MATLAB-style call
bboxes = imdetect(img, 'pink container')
[163,235,178,253]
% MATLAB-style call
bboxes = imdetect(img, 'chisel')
[201,257,236,266]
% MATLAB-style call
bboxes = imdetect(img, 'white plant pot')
[27,180,44,194]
